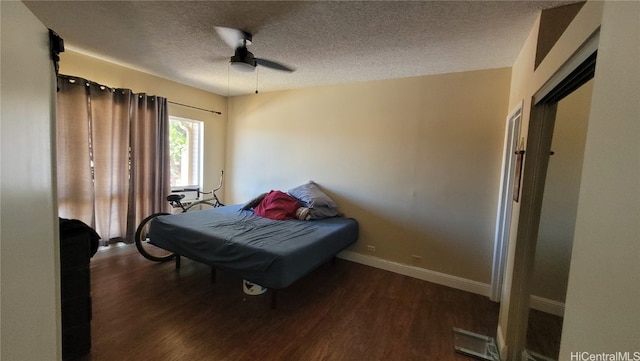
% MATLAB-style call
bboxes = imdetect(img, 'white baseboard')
[497,324,508,361]
[336,251,565,318]
[529,295,565,317]
[337,250,491,297]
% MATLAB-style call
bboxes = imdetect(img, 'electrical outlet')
[367,245,376,252]
[411,255,422,265]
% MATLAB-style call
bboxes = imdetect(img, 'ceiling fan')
[215,26,295,73]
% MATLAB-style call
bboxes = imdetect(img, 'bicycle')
[135,170,225,262]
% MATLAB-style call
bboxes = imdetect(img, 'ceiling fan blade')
[256,58,295,72]
[214,26,251,49]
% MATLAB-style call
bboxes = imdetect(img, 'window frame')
[169,115,204,200]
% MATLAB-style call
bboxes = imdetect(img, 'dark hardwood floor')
[77,244,500,361]
[526,309,563,360]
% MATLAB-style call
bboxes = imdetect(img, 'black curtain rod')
[168,101,222,115]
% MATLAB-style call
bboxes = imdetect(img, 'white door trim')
[490,101,523,302]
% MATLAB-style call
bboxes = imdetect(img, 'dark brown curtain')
[56,75,170,243]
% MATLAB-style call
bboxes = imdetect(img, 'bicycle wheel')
[134,212,175,262]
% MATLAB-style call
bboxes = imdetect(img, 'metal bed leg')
[175,255,181,269]
[271,289,278,309]
[211,267,216,283]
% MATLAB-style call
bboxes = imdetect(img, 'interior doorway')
[501,31,599,361]
[525,79,593,360]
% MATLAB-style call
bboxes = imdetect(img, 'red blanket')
[254,190,302,220]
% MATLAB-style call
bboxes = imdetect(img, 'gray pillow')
[288,181,337,209]
[309,206,339,219]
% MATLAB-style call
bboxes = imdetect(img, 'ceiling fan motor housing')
[231,46,257,69]
[217,26,293,72]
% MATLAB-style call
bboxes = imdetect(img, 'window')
[169,116,203,195]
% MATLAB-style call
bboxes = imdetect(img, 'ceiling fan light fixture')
[230,61,256,72]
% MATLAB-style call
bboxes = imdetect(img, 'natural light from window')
[169,116,203,190]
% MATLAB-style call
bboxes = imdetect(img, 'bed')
[147,203,359,307]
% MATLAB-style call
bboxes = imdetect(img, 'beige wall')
[59,50,228,194]
[560,1,639,357]
[1,2,61,359]
[226,68,511,284]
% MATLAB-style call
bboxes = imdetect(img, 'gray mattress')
[148,204,359,289]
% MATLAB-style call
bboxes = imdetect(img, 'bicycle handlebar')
[168,170,223,199]
[212,170,224,192]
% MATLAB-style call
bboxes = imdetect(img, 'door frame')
[490,101,523,302]
[502,31,599,361]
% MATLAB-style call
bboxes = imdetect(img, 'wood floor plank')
[526,308,563,359]
[76,244,501,361]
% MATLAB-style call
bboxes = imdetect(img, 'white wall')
[560,0,640,356]
[0,1,61,359]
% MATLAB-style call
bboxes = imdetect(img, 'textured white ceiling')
[25,1,579,96]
